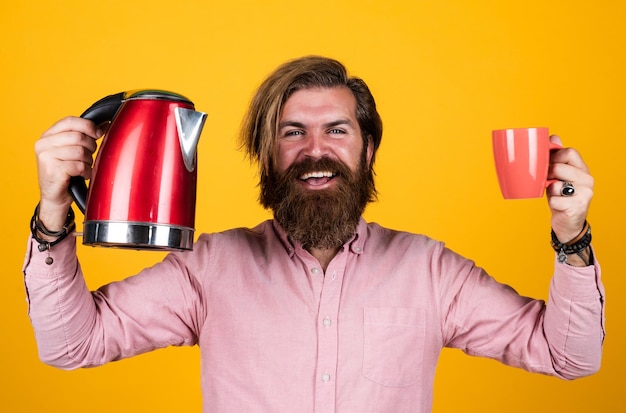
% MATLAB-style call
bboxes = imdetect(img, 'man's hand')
[546,135,594,266]
[34,116,102,231]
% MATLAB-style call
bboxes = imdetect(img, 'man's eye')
[329,129,345,134]
[284,130,304,137]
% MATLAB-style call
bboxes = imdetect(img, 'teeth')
[300,171,335,180]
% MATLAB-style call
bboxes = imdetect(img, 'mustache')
[282,156,353,181]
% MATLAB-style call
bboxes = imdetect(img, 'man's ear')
[366,136,374,166]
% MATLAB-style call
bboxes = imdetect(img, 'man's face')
[274,86,372,181]
[260,87,375,250]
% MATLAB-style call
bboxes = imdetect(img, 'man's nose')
[302,132,329,158]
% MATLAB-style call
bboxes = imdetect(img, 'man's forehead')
[280,87,357,120]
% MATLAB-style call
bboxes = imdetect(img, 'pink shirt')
[23,219,605,412]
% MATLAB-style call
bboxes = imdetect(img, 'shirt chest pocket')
[362,307,426,387]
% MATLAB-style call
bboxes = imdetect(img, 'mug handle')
[545,142,563,188]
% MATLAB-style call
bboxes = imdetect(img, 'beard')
[260,153,375,250]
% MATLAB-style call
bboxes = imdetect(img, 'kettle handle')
[69,92,125,214]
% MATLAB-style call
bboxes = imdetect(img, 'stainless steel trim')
[83,221,194,251]
[175,107,207,172]
[126,90,192,104]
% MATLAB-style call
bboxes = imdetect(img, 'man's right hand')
[34,117,102,232]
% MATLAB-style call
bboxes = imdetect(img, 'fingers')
[37,117,100,157]
[547,179,593,213]
[549,135,589,173]
[547,136,591,189]
[37,143,95,178]
[42,116,104,140]
[547,161,594,196]
[35,117,102,208]
[549,134,563,147]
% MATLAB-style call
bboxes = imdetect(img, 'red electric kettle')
[69,89,207,251]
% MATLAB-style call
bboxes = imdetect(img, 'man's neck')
[308,246,341,273]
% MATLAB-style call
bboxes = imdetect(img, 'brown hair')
[240,56,383,182]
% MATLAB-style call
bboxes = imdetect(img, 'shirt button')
[323,317,332,327]
[322,372,331,382]
[311,267,321,275]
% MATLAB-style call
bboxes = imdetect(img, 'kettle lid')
[125,89,193,104]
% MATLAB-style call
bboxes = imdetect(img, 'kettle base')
[82,221,194,251]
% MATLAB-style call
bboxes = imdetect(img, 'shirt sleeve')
[22,235,205,370]
[438,245,605,380]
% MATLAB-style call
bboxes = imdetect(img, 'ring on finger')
[561,181,575,197]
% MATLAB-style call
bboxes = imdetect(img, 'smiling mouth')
[299,170,337,186]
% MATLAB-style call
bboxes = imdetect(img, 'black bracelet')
[551,222,592,264]
[30,203,76,264]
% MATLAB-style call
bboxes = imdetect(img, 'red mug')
[492,127,561,199]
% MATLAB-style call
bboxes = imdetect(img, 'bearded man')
[246,57,381,267]
[24,56,604,413]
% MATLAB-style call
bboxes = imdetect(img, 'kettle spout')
[175,107,207,172]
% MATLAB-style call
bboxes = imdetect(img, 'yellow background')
[1,0,623,411]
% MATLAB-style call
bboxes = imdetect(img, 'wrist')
[38,198,74,232]
[30,203,76,264]
[551,221,593,266]
[561,246,594,267]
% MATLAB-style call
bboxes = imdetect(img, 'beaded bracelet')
[551,221,592,264]
[30,203,76,264]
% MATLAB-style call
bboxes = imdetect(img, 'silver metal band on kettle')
[83,221,194,251]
